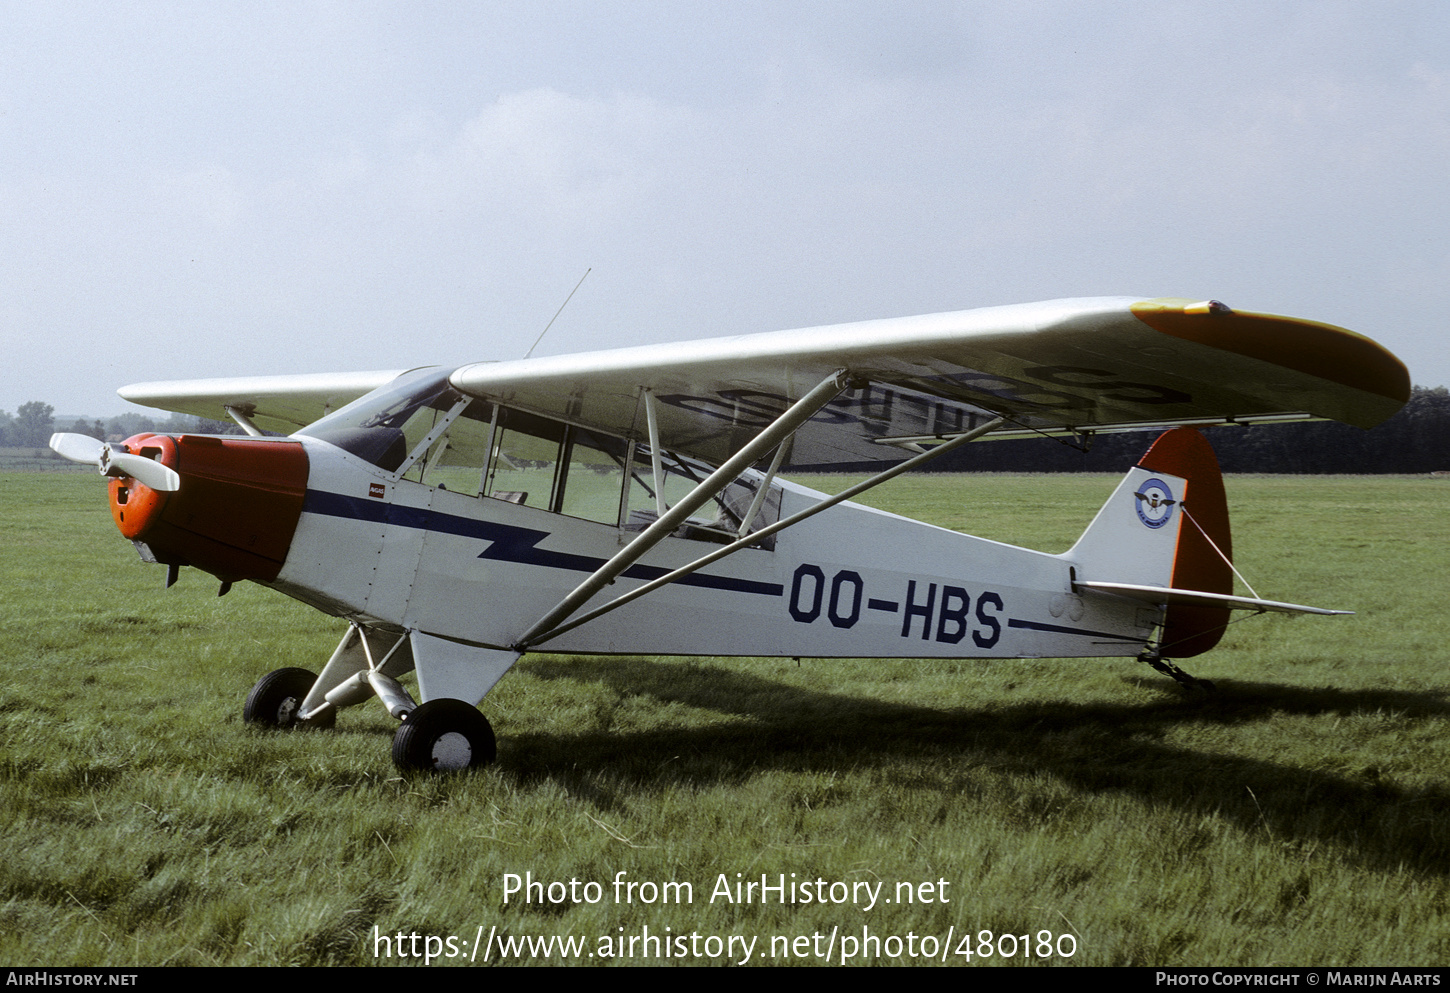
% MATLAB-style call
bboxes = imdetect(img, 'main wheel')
[392,698,496,771]
[243,667,335,729]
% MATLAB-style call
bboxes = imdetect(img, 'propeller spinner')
[49,432,182,492]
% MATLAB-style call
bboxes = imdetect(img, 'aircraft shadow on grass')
[500,656,1450,878]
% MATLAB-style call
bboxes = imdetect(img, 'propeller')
[49,433,181,492]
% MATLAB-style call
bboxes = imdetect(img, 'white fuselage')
[271,437,1160,661]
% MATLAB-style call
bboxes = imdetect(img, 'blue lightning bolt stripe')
[1007,618,1137,640]
[302,490,783,597]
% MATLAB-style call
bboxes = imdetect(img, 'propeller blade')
[49,432,106,464]
[108,451,181,492]
[48,432,182,492]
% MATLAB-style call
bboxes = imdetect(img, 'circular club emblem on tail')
[1134,477,1177,529]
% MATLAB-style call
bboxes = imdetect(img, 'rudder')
[1136,427,1232,657]
[1067,427,1232,658]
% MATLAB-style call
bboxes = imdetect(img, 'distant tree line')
[923,385,1450,474]
[4,385,1447,473]
[0,402,238,449]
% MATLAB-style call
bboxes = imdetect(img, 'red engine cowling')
[108,433,309,584]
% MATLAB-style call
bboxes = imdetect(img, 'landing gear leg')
[1139,651,1217,694]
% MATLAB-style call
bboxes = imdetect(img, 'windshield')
[297,367,464,472]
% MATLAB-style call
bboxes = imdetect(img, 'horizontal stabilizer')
[1077,581,1352,616]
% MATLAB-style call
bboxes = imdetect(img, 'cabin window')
[484,409,564,511]
[403,397,495,492]
[559,430,630,525]
[482,411,633,525]
[304,375,782,544]
[625,446,781,547]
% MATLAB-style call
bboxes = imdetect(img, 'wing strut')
[738,441,788,536]
[643,389,668,517]
[513,370,852,649]
[521,413,1007,649]
[224,405,266,437]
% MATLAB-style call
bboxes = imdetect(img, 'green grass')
[0,471,1446,966]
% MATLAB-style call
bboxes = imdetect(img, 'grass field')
[0,470,1446,967]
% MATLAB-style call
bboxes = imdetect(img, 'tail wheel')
[243,667,335,729]
[1139,652,1218,695]
[392,698,496,772]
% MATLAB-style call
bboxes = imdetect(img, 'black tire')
[243,667,335,729]
[392,698,496,771]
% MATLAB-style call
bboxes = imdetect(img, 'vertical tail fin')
[1139,427,1231,656]
[1069,427,1232,657]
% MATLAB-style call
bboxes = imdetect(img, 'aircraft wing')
[115,297,1408,466]
[119,370,406,435]
[449,296,1409,466]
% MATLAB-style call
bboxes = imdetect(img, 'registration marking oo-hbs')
[786,563,1004,648]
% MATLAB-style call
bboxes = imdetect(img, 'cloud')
[7,2,1450,414]
[404,88,686,229]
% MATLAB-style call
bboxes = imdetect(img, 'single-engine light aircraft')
[52,297,1409,771]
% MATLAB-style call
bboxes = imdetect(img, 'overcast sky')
[3,1,1446,420]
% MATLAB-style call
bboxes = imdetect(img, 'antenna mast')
[525,268,591,359]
